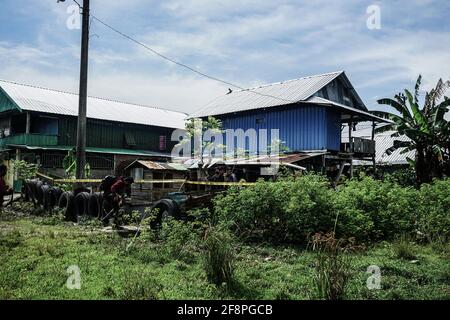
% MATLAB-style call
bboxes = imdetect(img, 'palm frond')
[377,98,413,122]
[414,75,422,103]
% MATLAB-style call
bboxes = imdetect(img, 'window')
[131,167,143,181]
[256,117,265,124]
[159,135,167,151]
[124,132,137,147]
[31,115,58,135]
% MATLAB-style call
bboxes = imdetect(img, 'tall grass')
[203,225,235,286]
[311,232,354,300]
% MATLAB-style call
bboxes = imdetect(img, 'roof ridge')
[235,71,344,92]
[0,78,187,116]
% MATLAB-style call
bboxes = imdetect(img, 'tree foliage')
[374,75,450,184]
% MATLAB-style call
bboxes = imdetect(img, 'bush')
[335,176,418,241]
[214,174,336,244]
[119,271,164,300]
[417,179,450,242]
[213,173,449,244]
[203,225,235,286]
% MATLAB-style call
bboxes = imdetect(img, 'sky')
[0,0,450,115]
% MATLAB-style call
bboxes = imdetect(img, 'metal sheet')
[0,79,187,129]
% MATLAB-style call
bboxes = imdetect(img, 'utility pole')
[75,0,90,180]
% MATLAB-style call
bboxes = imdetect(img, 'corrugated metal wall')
[218,104,341,152]
[57,116,175,151]
[326,109,341,151]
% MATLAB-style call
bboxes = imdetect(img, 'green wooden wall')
[57,115,175,151]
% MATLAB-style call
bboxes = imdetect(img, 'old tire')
[149,199,180,229]
[38,184,50,207]
[58,191,75,221]
[87,192,103,218]
[44,187,63,210]
[74,192,90,219]
[33,180,44,204]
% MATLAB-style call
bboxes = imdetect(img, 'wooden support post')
[348,116,353,153]
[333,161,346,188]
[350,158,354,179]
[371,121,376,171]
[322,155,326,173]
[25,112,31,134]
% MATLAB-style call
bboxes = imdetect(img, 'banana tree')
[372,75,450,184]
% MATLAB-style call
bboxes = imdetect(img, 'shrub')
[160,217,201,262]
[203,225,235,286]
[416,179,450,242]
[335,176,418,241]
[214,174,336,244]
[119,271,164,300]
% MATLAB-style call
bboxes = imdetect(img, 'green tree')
[62,148,91,179]
[373,75,450,184]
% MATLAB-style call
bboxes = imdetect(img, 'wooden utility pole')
[76,0,90,180]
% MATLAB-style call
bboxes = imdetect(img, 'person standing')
[0,164,13,209]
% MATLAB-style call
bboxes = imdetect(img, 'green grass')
[1,208,449,300]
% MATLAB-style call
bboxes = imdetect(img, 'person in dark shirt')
[107,176,134,209]
[0,164,13,209]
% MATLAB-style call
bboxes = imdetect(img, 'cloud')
[1,0,450,115]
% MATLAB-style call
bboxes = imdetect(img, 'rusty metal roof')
[126,160,187,171]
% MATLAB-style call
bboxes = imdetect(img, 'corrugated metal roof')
[126,160,187,171]
[0,79,187,129]
[15,145,172,157]
[190,71,344,117]
[306,96,391,123]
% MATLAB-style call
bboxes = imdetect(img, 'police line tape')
[36,173,255,186]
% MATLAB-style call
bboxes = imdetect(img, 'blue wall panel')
[217,104,341,152]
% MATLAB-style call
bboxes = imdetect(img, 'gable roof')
[0,79,187,129]
[190,71,366,118]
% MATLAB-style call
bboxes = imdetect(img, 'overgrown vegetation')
[214,174,450,244]
[310,233,355,300]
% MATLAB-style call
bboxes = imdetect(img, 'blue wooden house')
[191,71,389,172]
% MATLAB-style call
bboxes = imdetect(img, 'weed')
[392,236,417,260]
[203,225,235,286]
[310,232,354,300]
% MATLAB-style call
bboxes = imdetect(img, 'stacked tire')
[23,179,106,223]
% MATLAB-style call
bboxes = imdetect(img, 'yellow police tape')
[36,172,255,186]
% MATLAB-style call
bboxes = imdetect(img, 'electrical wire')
[90,14,295,104]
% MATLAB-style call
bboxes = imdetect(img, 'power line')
[90,15,295,104]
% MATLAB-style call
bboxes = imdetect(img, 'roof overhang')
[7,145,173,158]
[305,97,393,123]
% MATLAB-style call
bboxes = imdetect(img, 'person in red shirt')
[0,164,13,209]
[105,176,134,211]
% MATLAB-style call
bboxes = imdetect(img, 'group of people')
[208,167,237,183]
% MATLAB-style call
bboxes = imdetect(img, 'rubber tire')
[50,187,63,208]
[74,192,90,219]
[87,192,103,218]
[149,199,180,229]
[38,184,50,207]
[42,185,53,210]
[44,187,63,210]
[33,180,44,204]
[58,191,75,221]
